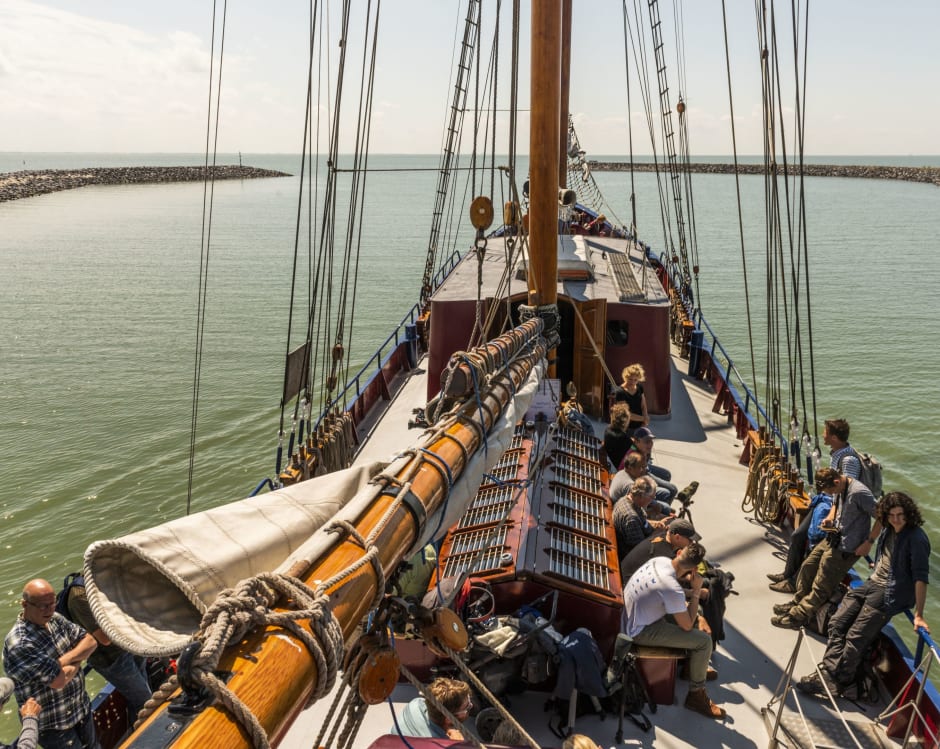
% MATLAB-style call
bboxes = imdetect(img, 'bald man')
[3,579,99,749]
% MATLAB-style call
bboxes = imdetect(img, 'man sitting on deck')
[622,544,725,719]
[772,467,879,630]
[797,491,930,697]
[619,518,701,582]
[612,476,670,560]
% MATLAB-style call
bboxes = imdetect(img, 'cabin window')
[606,320,629,346]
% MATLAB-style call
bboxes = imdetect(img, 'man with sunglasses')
[2,579,98,749]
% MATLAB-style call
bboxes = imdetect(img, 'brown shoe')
[769,579,795,593]
[684,687,726,719]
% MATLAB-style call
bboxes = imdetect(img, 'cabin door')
[570,298,607,418]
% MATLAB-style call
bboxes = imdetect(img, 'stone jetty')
[589,161,940,188]
[0,165,291,203]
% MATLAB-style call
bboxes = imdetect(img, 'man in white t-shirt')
[622,544,724,719]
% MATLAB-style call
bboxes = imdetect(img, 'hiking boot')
[773,602,793,615]
[771,614,804,630]
[769,579,796,594]
[796,669,836,697]
[675,481,700,505]
[766,572,788,583]
[684,687,725,719]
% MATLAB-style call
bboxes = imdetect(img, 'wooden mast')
[119,325,545,748]
[559,0,572,186]
[528,0,562,378]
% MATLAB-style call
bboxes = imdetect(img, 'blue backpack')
[54,572,84,621]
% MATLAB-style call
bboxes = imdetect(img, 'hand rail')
[314,248,464,432]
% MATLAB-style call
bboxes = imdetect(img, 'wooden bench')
[632,645,686,705]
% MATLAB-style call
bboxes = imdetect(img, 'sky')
[0,0,937,156]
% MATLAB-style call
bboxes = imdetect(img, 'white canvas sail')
[83,360,545,656]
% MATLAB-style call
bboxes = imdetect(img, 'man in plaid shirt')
[2,579,98,749]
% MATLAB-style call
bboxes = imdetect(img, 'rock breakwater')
[0,165,291,203]
[589,161,940,187]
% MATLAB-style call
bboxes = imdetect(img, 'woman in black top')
[613,363,649,435]
[603,402,633,470]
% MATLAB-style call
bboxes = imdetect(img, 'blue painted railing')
[690,308,785,449]
[314,248,463,432]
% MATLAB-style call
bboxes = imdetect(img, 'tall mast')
[559,0,572,184]
[526,0,562,370]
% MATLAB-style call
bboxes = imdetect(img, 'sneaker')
[766,572,788,583]
[772,602,793,615]
[769,579,796,594]
[771,614,804,630]
[684,687,726,719]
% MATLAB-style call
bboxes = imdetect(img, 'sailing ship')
[59,2,940,748]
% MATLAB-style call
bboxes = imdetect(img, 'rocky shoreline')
[0,165,291,203]
[589,161,940,187]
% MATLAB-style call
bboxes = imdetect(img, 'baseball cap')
[0,677,14,707]
[633,426,655,440]
[668,517,702,541]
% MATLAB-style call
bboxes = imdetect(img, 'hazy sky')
[0,0,937,156]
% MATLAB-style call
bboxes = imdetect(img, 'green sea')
[1,152,939,733]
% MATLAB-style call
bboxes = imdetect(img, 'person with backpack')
[63,578,152,718]
[797,491,930,697]
[771,467,880,630]
[768,418,858,593]
[622,543,725,719]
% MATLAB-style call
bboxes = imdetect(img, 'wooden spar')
[559,0,572,186]
[441,319,543,397]
[121,326,547,749]
[528,0,561,379]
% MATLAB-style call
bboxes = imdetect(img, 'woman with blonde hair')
[614,363,649,435]
[562,734,601,749]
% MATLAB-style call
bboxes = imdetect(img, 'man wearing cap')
[627,427,678,503]
[3,579,98,749]
[0,677,40,749]
[619,518,701,582]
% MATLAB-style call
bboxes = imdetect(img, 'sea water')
[1,153,939,732]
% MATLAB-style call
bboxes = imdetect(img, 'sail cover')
[83,360,545,656]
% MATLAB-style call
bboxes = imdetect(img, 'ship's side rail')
[656,250,940,746]
[316,248,463,436]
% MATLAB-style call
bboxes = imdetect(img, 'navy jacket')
[874,524,931,616]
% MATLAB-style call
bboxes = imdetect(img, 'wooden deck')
[279,349,902,748]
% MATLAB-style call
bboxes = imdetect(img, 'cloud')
[0,1,214,151]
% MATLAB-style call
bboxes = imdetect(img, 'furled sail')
[83,359,546,657]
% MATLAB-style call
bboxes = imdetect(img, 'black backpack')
[605,633,654,737]
[54,572,84,621]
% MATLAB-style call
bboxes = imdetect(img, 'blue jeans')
[95,651,152,716]
[38,708,100,749]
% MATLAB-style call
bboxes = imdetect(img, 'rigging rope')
[186,0,228,515]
